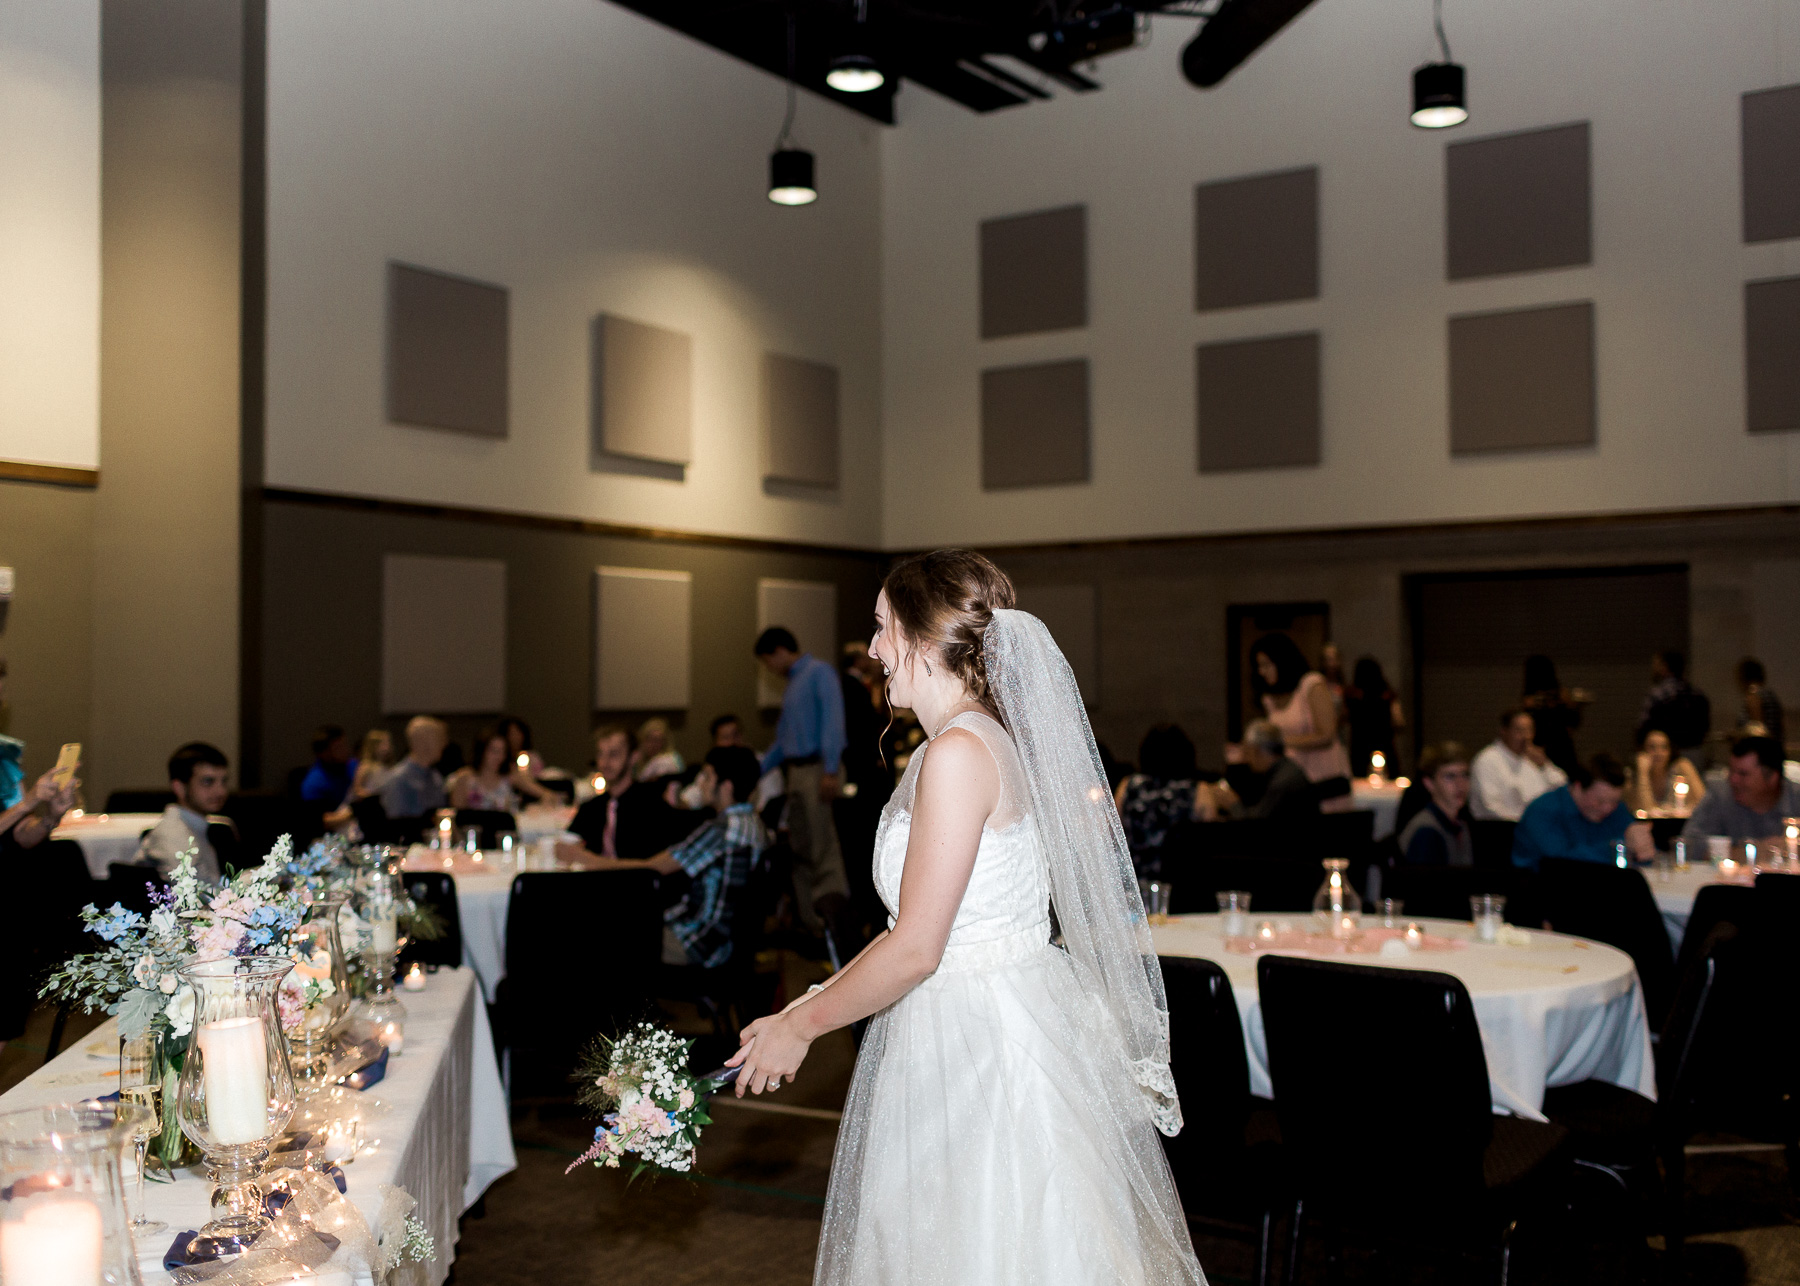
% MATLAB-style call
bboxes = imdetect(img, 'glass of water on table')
[119,1033,166,1236]
[1470,894,1506,943]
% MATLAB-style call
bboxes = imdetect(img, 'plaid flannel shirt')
[665,802,764,968]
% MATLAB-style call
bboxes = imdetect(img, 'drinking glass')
[1613,841,1630,869]
[1672,838,1689,871]
[1470,893,1506,943]
[1138,879,1173,922]
[1707,835,1731,864]
[118,1035,166,1237]
[1379,898,1405,928]
[1216,890,1251,937]
[462,826,481,854]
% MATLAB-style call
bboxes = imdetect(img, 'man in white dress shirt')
[1470,709,1568,821]
[136,742,234,883]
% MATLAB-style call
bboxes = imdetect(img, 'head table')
[1152,913,1655,1120]
[0,966,515,1285]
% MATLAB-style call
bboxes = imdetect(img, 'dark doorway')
[1226,601,1331,741]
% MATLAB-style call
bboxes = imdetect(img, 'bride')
[726,549,1205,1284]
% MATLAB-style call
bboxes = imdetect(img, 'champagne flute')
[119,1034,168,1236]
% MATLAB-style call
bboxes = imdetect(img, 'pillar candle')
[1,1198,102,1286]
[369,910,398,956]
[199,1016,269,1145]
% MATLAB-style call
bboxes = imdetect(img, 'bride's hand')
[724,1013,812,1097]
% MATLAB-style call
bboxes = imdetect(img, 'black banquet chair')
[106,861,170,917]
[494,869,663,1100]
[399,872,464,971]
[1538,858,1677,1029]
[1258,954,1569,1285]
[1160,955,1284,1286]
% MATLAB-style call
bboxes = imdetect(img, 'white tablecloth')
[403,849,580,1004]
[1350,782,1405,840]
[1153,913,1655,1120]
[50,812,164,879]
[0,967,515,1285]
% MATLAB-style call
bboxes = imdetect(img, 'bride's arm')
[725,727,996,1095]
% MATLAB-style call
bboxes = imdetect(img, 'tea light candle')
[369,909,398,957]
[1674,779,1689,809]
[403,963,426,992]
[1402,922,1424,948]
[379,1019,405,1056]
[322,1122,357,1165]
[1719,858,1739,879]
[1,1198,103,1286]
[1255,920,1276,941]
[516,752,531,770]
[435,816,453,849]
[199,1016,269,1145]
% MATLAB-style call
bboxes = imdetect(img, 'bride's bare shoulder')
[915,726,1000,809]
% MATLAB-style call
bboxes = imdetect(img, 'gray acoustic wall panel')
[381,553,506,713]
[981,359,1090,490]
[980,205,1087,339]
[1449,301,1596,454]
[1194,167,1319,311]
[1446,122,1591,280]
[763,353,840,488]
[385,262,509,436]
[1747,276,1800,434]
[591,313,693,466]
[1743,85,1800,243]
[593,567,692,710]
[1196,332,1321,472]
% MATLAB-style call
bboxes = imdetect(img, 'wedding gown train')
[815,710,1205,1285]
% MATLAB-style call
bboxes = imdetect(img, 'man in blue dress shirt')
[1512,752,1654,871]
[756,627,850,935]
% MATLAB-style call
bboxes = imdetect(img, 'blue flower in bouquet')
[93,904,142,943]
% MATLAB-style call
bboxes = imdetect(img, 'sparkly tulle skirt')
[814,931,1206,1285]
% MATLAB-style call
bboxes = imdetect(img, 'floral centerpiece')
[41,837,309,1167]
[565,1023,728,1180]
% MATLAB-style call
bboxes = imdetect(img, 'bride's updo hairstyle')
[882,549,1016,704]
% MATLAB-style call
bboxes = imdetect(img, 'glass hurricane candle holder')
[353,871,408,1056]
[1312,857,1362,938]
[0,1101,148,1286]
[286,893,352,1088]
[174,956,297,1259]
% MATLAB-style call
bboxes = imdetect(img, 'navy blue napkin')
[343,1045,389,1091]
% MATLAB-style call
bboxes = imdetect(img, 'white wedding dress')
[815,709,1205,1285]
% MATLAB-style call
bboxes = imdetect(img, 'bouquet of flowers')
[565,1023,727,1180]
[41,836,309,1166]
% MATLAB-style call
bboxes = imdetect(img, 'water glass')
[1653,848,1675,882]
[1138,879,1173,922]
[1672,838,1689,871]
[1707,835,1731,864]
[119,1033,166,1236]
[462,826,481,854]
[1379,898,1405,928]
[1470,893,1506,943]
[1216,890,1252,937]
[1613,841,1630,869]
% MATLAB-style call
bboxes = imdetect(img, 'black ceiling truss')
[606,0,1320,124]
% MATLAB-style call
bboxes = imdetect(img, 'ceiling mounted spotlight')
[827,53,884,93]
[1410,0,1466,128]
[768,14,817,205]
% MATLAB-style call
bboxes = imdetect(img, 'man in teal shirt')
[1512,753,1654,871]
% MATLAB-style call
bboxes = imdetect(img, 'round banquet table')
[50,811,163,879]
[1350,780,1406,840]
[402,844,578,1003]
[1152,913,1654,1120]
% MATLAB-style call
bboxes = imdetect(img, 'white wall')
[881,0,1800,549]
[266,0,884,548]
[0,0,100,469]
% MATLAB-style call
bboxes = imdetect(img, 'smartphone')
[50,742,81,788]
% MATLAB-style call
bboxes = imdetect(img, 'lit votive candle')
[1255,920,1277,941]
[380,1019,405,1057]
[199,1016,269,1146]
[1402,922,1424,949]
[1,1198,103,1286]
[403,963,426,992]
[1718,858,1739,880]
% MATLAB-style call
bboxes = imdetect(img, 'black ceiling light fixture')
[769,13,818,205]
[1410,0,1467,128]
[826,0,885,93]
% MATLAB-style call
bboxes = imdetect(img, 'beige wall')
[263,0,885,549]
[881,0,1800,548]
[0,479,95,782]
[90,0,244,799]
[0,0,101,470]
[255,496,884,788]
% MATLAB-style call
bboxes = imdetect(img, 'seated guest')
[1397,743,1473,867]
[1682,735,1800,847]
[1735,658,1785,749]
[447,727,524,812]
[632,717,685,781]
[1470,709,1568,821]
[1512,753,1653,872]
[379,717,448,821]
[137,742,236,883]
[1208,721,1318,822]
[299,724,354,809]
[711,713,745,749]
[563,746,766,968]
[1113,724,1203,872]
[1629,727,1705,815]
[561,726,655,860]
[350,728,397,799]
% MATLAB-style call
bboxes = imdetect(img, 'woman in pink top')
[1251,634,1352,807]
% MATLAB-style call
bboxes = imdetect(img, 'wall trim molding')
[262,485,885,560]
[948,502,1800,558]
[0,460,100,488]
